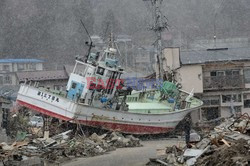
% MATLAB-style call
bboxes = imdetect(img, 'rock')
[190,132,201,142]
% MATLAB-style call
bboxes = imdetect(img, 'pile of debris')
[147,114,250,166]
[0,130,141,165]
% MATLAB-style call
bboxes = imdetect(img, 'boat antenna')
[143,0,169,80]
[80,19,95,63]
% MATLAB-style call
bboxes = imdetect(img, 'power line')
[166,18,236,57]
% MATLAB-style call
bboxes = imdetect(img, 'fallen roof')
[16,70,68,81]
[0,59,44,63]
[181,47,250,65]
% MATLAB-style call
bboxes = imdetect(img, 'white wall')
[176,65,203,93]
[163,48,180,71]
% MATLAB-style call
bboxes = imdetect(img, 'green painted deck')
[126,90,203,114]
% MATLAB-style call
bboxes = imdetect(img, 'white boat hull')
[17,85,199,134]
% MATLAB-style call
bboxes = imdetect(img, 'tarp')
[160,81,179,98]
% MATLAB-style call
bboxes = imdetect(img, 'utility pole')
[144,0,167,80]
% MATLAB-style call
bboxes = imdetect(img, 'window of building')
[222,95,231,103]
[222,94,242,103]
[29,63,36,70]
[202,99,220,106]
[0,76,3,85]
[217,71,225,76]
[211,99,220,105]
[244,100,250,108]
[232,70,240,75]
[211,70,240,77]
[17,64,24,70]
[210,71,217,77]
[238,94,242,102]
[244,69,250,83]
[3,65,10,71]
[226,70,232,76]
[202,107,220,121]
[4,75,11,84]
[203,100,210,105]
[202,96,220,106]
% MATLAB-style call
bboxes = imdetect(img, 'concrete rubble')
[147,114,250,166]
[0,124,141,165]
[0,131,141,165]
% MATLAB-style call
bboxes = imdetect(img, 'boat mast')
[144,0,167,80]
[80,19,95,63]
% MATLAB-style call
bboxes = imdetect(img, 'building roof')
[0,59,44,63]
[16,70,68,82]
[181,47,250,65]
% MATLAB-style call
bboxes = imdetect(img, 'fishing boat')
[16,44,202,134]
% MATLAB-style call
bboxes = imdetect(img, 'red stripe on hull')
[17,100,174,134]
[78,120,173,134]
[17,100,71,121]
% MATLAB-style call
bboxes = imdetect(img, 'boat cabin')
[66,48,124,108]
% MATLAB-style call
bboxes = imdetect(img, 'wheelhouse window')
[73,62,87,76]
[96,67,105,75]
[71,82,76,89]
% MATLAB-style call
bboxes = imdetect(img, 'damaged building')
[166,47,250,124]
[0,59,44,86]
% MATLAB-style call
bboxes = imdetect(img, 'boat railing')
[22,79,40,88]
[21,80,67,98]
